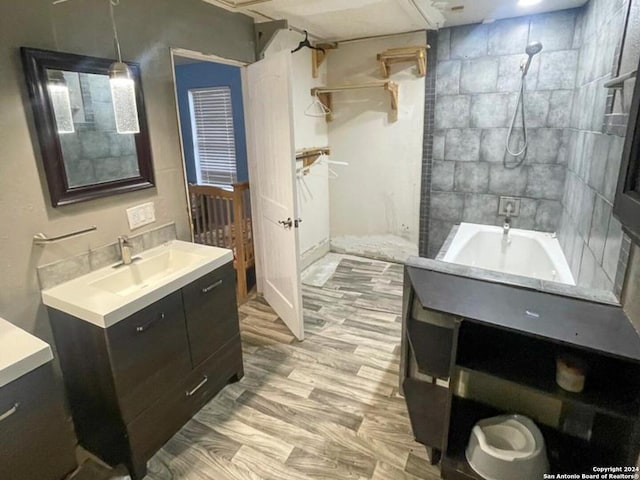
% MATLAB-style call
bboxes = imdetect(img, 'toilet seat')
[472,417,537,460]
[466,414,548,480]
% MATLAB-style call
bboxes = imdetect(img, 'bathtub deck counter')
[405,258,640,362]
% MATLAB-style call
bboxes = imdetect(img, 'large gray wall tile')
[432,161,455,191]
[537,50,579,90]
[527,128,564,164]
[535,200,562,232]
[454,162,490,192]
[588,195,612,263]
[497,54,539,92]
[522,91,551,128]
[488,164,528,196]
[438,28,451,61]
[436,60,461,95]
[526,164,566,200]
[470,94,510,128]
[429,219,455,257]
[463,194,500,224]
[460,57,499,93]
[435,95,471,129]
[548,90,574,127]
[603,217,623,281]
[480,129,508,163]
[431,192,464,222]
[488,17,530,56]
[445,129,481,161]
[529,10,578,51]
[603,135,624,203]
[588,133,612,192]
[433,130,445,160]
[513,198,538,229]
[451,24,488,59]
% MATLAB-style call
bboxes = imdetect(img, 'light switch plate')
[127,202,156,230]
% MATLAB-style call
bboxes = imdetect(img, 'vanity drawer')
[182,262,239,367]
[127,334,243,465]
[108,290,192,423]
[0,363,76,480]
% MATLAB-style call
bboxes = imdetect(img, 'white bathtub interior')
[441,223,575,285]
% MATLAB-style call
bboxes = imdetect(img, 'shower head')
[526,41,543,56]
[522,41,543,76]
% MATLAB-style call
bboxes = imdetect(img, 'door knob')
[278,218,293,229]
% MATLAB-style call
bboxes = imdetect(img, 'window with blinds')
[189,86,237,187]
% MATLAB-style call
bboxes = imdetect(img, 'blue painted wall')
[175,61,248,184]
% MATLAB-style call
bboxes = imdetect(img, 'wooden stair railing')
[188,182,254,303]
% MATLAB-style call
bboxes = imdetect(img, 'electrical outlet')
[126,202,156,230]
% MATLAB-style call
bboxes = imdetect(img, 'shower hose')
[505,75,529,169]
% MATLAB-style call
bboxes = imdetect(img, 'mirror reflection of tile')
[51,70,139,188]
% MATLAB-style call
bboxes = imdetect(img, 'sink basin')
[90,249,201,296]
[42,240,233,328]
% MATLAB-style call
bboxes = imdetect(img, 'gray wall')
[557,0,628,291]
[0,0,254,343]
[429,9,580,256]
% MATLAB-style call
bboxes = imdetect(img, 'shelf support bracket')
[312,43,338,79]
[386,81,399,122]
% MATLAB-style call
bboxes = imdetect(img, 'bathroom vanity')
[44,241,243,479]
[401,257,640,478]
[0,318,77,480]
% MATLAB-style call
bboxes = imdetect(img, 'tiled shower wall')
[428,9,581,256]
[557,0,629,291]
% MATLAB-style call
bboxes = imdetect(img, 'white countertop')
[0,317,53,389]
[42,240,234,329]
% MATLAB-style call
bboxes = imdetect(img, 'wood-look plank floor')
[145,256,439,480]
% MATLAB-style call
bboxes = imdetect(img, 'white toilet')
[465,414,549,480]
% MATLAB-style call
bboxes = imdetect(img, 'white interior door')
[244,51,304,341]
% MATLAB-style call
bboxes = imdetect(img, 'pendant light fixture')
[47,70,75,134]
[108,0,140,134]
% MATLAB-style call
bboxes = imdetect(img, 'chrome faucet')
[118,235,133,266]
[503,203,514,238]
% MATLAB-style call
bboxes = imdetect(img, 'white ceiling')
[204,0,589,41]
[434,0,588,27]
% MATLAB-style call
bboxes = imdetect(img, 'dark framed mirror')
[21,47,154,207]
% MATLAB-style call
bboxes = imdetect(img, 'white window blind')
[189,87,237,187]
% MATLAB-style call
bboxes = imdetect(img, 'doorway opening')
[170,49,255,303]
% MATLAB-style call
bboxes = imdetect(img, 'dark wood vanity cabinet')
[49,261,243,479]
[0,363,77,480]
[401,263,640,479]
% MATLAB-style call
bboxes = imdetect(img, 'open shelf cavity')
[456,322,640,420]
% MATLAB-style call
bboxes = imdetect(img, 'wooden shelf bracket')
[311,43,338,79]
[310,81,399,123]
[296,147,331,175]
[377,46,429,78]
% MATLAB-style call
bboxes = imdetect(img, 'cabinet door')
[0,364,76,480]
[107,290,191,423]
[403,378,448,449]
[182,262,239,367]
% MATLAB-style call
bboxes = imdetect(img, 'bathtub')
[440,223,575,285]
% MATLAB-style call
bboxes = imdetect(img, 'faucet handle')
[118,235,131,246]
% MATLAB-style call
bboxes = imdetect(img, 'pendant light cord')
[109,0,122,62]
